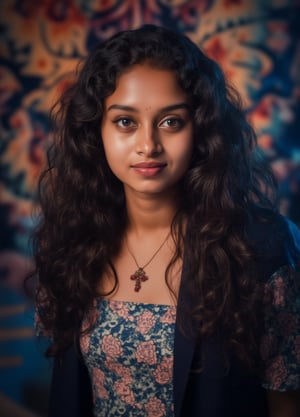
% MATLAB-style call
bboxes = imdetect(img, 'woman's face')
[101,64,194,198]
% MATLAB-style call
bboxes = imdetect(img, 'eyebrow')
[106,103,191,113]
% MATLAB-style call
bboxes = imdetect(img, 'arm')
[261,263,300,417]
[267,390,300,417]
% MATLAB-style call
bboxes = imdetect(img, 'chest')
[99,246,182,305]
[81,300,177,416]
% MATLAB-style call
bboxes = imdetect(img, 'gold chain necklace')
[126,232,171,292]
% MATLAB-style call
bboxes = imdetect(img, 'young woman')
[33,25,300,417]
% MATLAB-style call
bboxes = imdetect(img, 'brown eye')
[160,118,184,129]
[114,118,135,128]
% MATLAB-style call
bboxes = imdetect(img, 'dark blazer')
[48,213,300,417]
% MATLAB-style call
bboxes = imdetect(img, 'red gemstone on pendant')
[131,268,148,291]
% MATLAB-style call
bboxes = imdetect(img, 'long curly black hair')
[33,25,277,368]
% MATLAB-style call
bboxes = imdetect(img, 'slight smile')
[131,162,167,177]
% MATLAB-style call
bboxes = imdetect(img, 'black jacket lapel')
[173,247,196,417]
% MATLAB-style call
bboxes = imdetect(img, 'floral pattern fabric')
[78,264,300,417]
[80,300,176,417]
[260,264,300,391]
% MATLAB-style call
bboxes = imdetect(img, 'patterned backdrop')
[0,0,299,415]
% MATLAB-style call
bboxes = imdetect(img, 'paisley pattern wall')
[0,0,299,415]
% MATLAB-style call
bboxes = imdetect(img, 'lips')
[131,161,167,177]
[132,162,166,168]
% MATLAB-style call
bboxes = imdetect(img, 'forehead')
[105,64,188,109]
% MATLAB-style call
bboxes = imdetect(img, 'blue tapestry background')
[0,0,299,415]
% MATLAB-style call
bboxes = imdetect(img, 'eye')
[113,117,136,129]
[160,117,184,130]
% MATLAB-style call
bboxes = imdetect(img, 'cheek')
[101,137,130,180]
[103,145,122,172]
[101,128,124,163]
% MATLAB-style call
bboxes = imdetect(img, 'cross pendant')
[130,267,149,292]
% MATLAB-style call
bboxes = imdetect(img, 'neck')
[124,188,180,236]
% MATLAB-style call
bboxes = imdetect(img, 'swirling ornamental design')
[0,0,299,415]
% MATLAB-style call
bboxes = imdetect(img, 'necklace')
[126,232,171,292]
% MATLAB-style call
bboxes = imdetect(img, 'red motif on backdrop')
[0,1,299,411]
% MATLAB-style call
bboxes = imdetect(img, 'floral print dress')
[80,300,177,417]
[260,265,300,391]
[63,263,299,417]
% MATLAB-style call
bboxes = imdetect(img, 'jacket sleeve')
[48,343,93,417]
[247,212,300,278]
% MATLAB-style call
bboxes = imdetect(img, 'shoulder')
[246,209,300,393]
[246,207,300,278]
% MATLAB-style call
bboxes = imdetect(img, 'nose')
[135,125,162,156]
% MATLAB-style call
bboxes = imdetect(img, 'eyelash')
[112,117,185,130]
[113,118,135,128]
[160,118,184,129]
